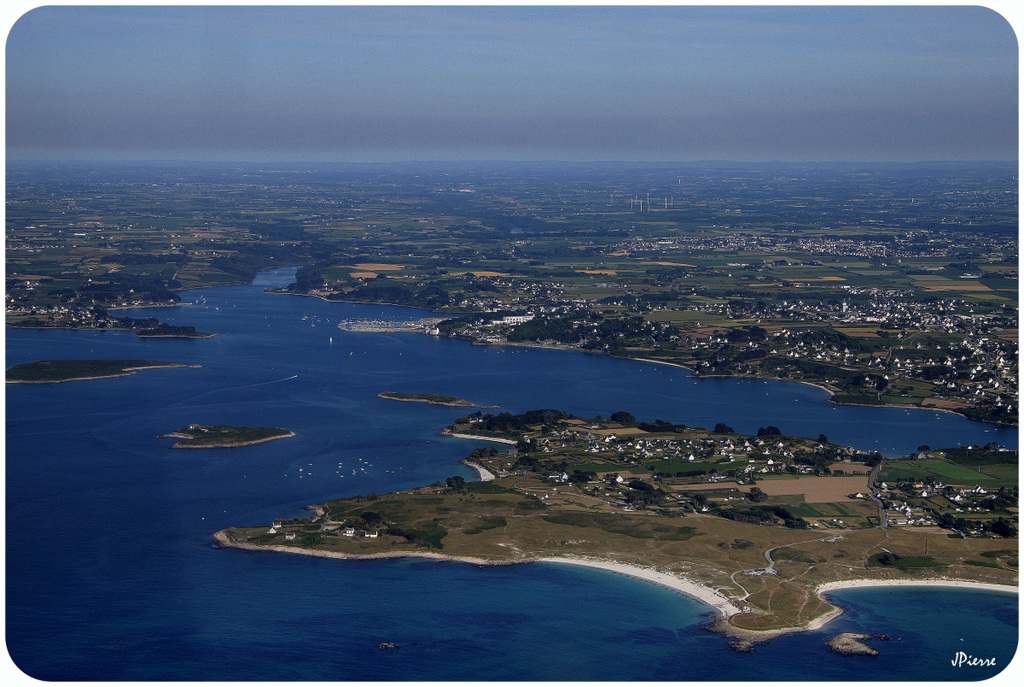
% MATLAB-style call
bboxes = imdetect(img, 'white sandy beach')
[460,460,496,481]
[538,556,741,616]
[817,578,1017,595]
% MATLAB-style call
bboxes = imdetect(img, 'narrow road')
[867,458,889,533]
[730,533,849,603]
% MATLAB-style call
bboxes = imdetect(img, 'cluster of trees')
[593,410,688,434]
[333,279,454,309]
[131,322,204,337]
[506,314,577,343]
[933,512,1017,537]
[210,255,267,282]
[717,504,810,529]
[747,486,768,502]
[67,276,181,305]
[291,264,460,309]
[338,511,385,532]
[384,522,448,549]
[637,418,688,433]
[452,409,570,435]
[30,308,206,337]
[568,470,598,484]
[624,478,665,506]
[726,326,768,343]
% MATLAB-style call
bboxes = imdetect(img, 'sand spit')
[442,431,518,445]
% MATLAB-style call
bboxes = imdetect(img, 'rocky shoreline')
[708,606,846,652]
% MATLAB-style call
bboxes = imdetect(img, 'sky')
[3,3,1019,163]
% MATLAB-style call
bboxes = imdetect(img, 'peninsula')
[6,359,198,384]
[218,409,1017,645]
[378,391,475,407]
[161,424,295,449]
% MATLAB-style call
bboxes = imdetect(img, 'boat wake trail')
[229,374,299,390]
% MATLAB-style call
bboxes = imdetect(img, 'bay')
[5,266,1017,681]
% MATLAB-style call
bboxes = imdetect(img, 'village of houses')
[255,410,1013,544]
[436,412,1014,534]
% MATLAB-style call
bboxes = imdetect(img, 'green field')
[880,458,1016,488]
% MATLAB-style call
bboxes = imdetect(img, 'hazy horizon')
[5,5,1018,164]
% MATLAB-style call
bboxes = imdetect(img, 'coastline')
[213,527,1017,648]
[626,356,1017,428]
[212,529,736,615]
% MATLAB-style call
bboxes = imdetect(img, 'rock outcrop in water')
[828,633,879,656]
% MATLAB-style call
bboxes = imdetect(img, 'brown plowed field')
[675,475,871,502]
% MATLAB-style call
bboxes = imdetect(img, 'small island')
[160,424,296,449]
[6,359,198,384]
[133,323,216,339]
[377,391,475,407]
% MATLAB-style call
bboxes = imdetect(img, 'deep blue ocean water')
[5,267,1018,681]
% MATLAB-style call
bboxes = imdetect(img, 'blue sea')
[5,267,1018,681]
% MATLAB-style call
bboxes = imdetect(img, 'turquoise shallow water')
[5,267,1018,681]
